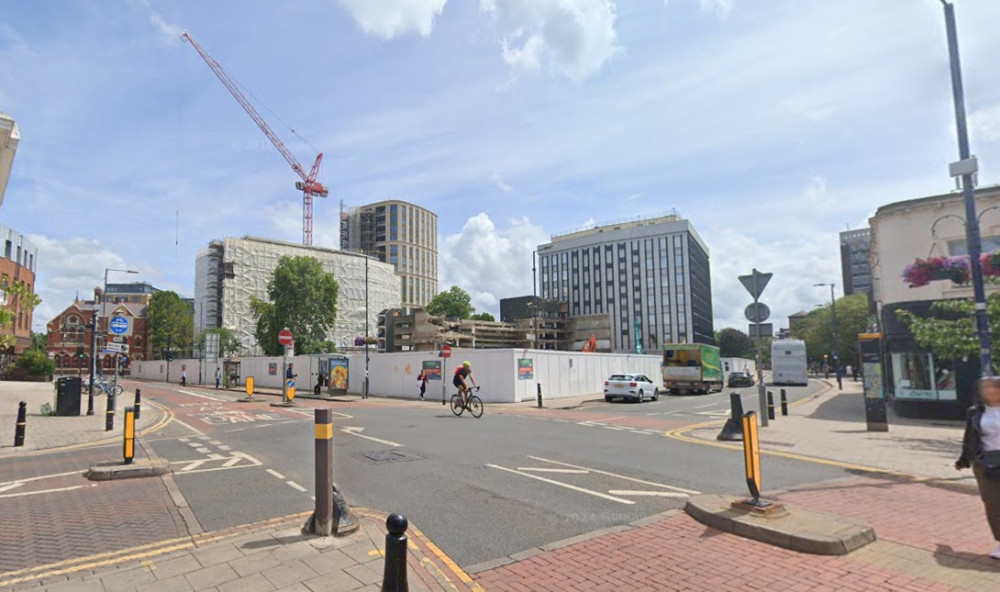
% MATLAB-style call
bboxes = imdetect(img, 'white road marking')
[179,461,205,472]
[196,447,210,454]
[608,490,690,498]
[178,437,190,443]
[696,410,730,417]
[528,456,701,495]
[178,390,223,401]
[196,435,211,440]
[206,453,225,460]
[186,442,202,447]
[286,481,307,492]
[516,468,589,474]
[171,418,206,436]
[0,470,82,488]
[0,483,23,494]
[691,402,717,410]
[341,426,402,448]
[604,426,625,431]
[266,469,286,480]
[171,452,262,475]
[223,457,241,467]
[0,485,84,499]
[208,440,222,445]
[487,464,635,504]
[217,445,231,451]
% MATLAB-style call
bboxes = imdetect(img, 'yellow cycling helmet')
[463,361,471,367]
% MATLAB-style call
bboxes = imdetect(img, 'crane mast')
[182,32,329,246]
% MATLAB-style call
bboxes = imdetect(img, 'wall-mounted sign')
[268,362,278,376]
[422,360,442,380]
[518,358,534,380]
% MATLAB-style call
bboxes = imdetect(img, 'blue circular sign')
[109,316,130,335]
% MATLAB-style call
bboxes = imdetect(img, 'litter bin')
[54,376,82,416]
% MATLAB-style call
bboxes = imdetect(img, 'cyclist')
[453,361,478,408]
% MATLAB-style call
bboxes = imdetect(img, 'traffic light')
[164,349,173,362]
[76,346,85,359]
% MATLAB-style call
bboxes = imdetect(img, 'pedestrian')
[956,376,1000,559]
[215,367,222,389]
[180,368,187,387]
[417,370,428,400]
[315,373,325,396]
[286,363,296,381]
[852,365,859,382]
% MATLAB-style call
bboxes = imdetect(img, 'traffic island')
[86,458,171,481]
[685,494,875,555]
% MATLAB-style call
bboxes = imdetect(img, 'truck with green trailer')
[661,343,724,395]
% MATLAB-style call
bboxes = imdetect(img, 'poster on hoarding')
[422,360,442,380]
[518,358,534,380]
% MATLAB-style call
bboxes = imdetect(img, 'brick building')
[46,299,150,375]
[1,225,38,355]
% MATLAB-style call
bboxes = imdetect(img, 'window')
[891,353,956,401]
[949,237,1000,256]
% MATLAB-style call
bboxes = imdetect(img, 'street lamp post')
[364,254,369,400]
[940,0,992,377]
[814,282,842,390]
[532,251,539,350]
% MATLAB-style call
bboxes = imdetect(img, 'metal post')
[123,406,135,464]
[105,386,115,431]
[536,383,543,408]
[282,346,289,404]
[365,254,370,400]
[780,388,788,416]
[766,391,775,421]
[752,274,768,427]
[14,401,26,447]
[313,409,333,536]
[942,0,992,377]
[87,308,97,415]
[382,513,409,592]
[829,284,842,390]
[134,388,141,420]
[532,251,538,350]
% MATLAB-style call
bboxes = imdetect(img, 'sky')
[4,0,1000,337]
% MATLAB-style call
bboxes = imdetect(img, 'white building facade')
[194,236,400,355]
[537,214,714,353]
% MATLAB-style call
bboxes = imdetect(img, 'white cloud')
[699,0,733,18]
[439,214,547,316]
[481,0,620,81]
[337,0,448,38]
[149,14,184,46]
[490,171,514,192]
[971,103,1000,143]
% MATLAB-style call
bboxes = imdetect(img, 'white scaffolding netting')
[195,236,400,355]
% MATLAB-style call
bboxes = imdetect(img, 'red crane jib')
[182,32,328,245]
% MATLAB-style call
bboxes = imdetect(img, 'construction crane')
[181,32,329,246]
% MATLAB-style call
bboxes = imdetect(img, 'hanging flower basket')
[902,252,1000,288]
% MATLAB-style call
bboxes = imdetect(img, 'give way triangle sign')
[738,269,773,301]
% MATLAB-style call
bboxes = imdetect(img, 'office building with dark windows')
[536,214,714,353]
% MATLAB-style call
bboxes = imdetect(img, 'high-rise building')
[340,199,438,308]
[194,236,399,355]
[536,214,714,353]
[840,228,873,302]
[101,282,160,306]
[0,112,19,209]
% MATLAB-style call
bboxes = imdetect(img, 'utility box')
[54,376,82,416]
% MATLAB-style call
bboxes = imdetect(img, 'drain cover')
[363,450,419,464]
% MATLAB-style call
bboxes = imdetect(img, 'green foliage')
[30,332,47,352]
[14,349,55,376]
[895,293,1000,363]
[799,294,870,366]
[198,327,242,358]
[715,328,756,358]
[251,256,339,356]
[148,291,194,360]
[470,312,496,322]
[425,286,473,319]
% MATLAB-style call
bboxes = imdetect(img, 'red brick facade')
[46,301,150,374]
[0,255,36,354]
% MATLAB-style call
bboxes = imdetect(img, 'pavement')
[2,376,1000,591]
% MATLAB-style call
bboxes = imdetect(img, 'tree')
[470,312,495,322]
[799,293,871,368]
[715,328,756,358]
[895,292,1000,364]
[425,286,473,319]
[250,256,339,356]
[30,332,47,352]
[197,327,242,358]
[148,291,194,360]
[11,348,54,377]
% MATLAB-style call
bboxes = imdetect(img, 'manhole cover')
[362,450,419,464]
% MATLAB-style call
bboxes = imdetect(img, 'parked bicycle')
[450,385,484,418]
[95,378,123,397]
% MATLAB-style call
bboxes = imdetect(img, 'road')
[1,379,855,573]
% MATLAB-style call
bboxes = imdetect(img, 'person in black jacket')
[956,376,1000,559]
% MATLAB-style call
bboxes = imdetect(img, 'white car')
[604,373,659,403]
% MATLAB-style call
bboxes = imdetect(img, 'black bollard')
[537,383,543,408]
[766,391,775,421]
[780,388,788,416]
[134,388,141,420]
[105,388,116,432]
[14,401,26,447]
[382,513,409,592]
[716,392,745,441]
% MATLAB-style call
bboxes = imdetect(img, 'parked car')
[727,370,755,388]
[604,373,659,403]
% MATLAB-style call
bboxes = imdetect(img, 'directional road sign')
[738,269,773,301]
[104,343,129,354]
[108,315,132,337]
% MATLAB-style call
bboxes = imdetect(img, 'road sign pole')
[753,273,768,426]
[282,344,289,404]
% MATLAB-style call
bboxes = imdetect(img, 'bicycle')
[450,386,484,418]
[95,379,123,397]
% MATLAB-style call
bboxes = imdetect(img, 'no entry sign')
[278,329,293,346]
